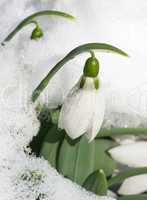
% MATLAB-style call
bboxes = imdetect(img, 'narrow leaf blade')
[39,125,64,167]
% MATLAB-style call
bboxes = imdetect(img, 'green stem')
[32,43,128,102]
[108,167,147,187]
[29,20,38,26]
[1,10,75,45]
[98,128,147,137]
[89,50,95,58]
[117,195,147,200]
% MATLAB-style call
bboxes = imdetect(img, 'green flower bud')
[83,53,99,78]
[31,25,43,40]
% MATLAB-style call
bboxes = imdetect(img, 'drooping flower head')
[58,52,105,142]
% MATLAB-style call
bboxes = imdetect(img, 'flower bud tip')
[83,52,99,78]
[31,25,43,40]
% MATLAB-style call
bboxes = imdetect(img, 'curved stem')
[29,20,38,26]
[32,43,128,102]
[1,10,75,45]
[108,167,147,187]
[89,50,95,58]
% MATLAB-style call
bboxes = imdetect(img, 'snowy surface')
[0,151,114,200]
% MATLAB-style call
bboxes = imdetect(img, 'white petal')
[86,90,105,142]
[58,88,94,139]
[109,141,147,167]
[118,175,147,195]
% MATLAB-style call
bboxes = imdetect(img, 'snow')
[0,152,113,200]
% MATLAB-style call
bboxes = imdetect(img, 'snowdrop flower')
[109,141,147,167]
[109,141,147,195]
[118,174,147,195]
[58,52,105,142]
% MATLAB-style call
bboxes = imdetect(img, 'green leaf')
[39,125,64,167]
[41,124,64,143]
[32,43,128,102]
[117,195,147,200]
[98,128,147,138]
[108,167,147,187]
[2,10,75,45]
[40,142,59,168]
[57,136,117,186]
[94,139,117,176]
[57,136,96,185]
[83,170,107,196]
